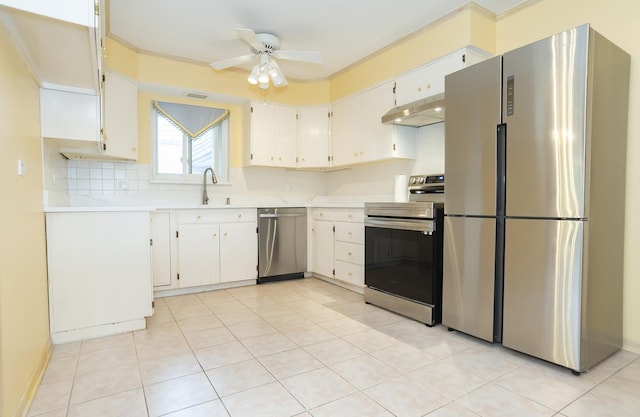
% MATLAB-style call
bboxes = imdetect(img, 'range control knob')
[418,176,425,184]
[410,177,417,184]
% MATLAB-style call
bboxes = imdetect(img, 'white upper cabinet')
[40,88,99,142]
[394,47,491,107]
[297,105,331,168]
[331,82,417,167]
[0,0,103,92]
[102,70,138,160]
[247,101,297,167]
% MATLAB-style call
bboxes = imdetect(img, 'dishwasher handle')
[259,213,306,218]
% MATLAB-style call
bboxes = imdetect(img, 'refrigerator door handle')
[496,123,507,217]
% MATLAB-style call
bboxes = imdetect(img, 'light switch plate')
[17,160,25,176]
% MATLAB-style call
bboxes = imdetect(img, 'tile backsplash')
[66,160,148,196]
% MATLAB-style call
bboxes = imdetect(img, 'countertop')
[43,202,367,213]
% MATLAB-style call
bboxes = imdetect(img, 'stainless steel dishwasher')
[257,207,307,283]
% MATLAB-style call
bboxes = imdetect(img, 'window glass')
[152,102,229,182]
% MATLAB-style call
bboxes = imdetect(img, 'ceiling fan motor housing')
[255,33,281,53]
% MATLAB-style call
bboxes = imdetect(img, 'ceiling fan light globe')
[269,67,284,86]
[258,66,270,84]
[247,65,259,84]
[258,81,269,90]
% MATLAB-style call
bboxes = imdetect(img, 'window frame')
[150,102,230,184]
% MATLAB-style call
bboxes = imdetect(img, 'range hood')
[382,93,445,127]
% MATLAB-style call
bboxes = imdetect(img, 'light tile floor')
[29,278,640,417]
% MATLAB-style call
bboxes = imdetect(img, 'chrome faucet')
[202,167,217,205]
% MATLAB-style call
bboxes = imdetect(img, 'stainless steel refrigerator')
[443,24,630,372]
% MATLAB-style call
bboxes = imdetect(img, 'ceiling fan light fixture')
[269,65,285,87]
[258,64,270,84]
[247,65,259,84]
[258,81,269,90]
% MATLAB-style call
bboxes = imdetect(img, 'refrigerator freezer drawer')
[502,218,584,371]
[443,216,497,342]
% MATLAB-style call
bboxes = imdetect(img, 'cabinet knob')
[238,214,242,218]
[271,156,274,161]
[279,157,282,161]
[213,233,217,237]
[348,272,353,276]
[197,215,201,220]
[348,214,353,218]
[348,232,353,236]
[348,252,352,256]
[224,232,228,236]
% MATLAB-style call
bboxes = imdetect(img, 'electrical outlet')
[117,180,129,190]
[284,184,293,192]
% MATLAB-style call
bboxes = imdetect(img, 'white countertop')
[44,202,366,213]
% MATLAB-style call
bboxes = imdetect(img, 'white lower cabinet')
[311,220,335,278]
[220,222,259,282]
[310,208,364,289]
[150,210,173,287]
[46,211,153,343]
[177,223,221,287]
[174,208,257,289]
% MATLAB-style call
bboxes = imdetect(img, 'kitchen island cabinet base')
[51,318,146,345]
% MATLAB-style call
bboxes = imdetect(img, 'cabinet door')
[297,106,330,168]
[361,82,396,161]
[103,70,138,160]
[46,211,152,334]
[274,105,297,167]
[311,220,334,278]
[250,102,276,165]
[220,222,258,283]
[150,211,172,287]
[177,224,220,287]
[395,51,465,106]
[330,97,358,166]
[41,88,100,142]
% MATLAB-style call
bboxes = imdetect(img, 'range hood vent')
[382,93,445,127]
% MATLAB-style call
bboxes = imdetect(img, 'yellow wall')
[0,23,51,417]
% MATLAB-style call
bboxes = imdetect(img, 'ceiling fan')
[210,28,322,89]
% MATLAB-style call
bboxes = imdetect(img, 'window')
[152,101,229,183]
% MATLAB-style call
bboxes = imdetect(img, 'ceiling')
[108,0,528,82]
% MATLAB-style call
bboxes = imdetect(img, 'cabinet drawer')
[335,222,363,244]
[334,260,364,286]
[335,241,364,265]
[311,208,334,221]
[178,209,255,224]
[332,208,364,223]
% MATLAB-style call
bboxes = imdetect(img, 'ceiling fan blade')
[210,53,257,70]
[273,50,322,64]
[236,28,265,51]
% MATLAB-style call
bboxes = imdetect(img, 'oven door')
[364,218,442,306]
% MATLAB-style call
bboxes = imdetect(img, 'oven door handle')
[365,218,435,233]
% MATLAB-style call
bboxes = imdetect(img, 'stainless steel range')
[364,174,444,326]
